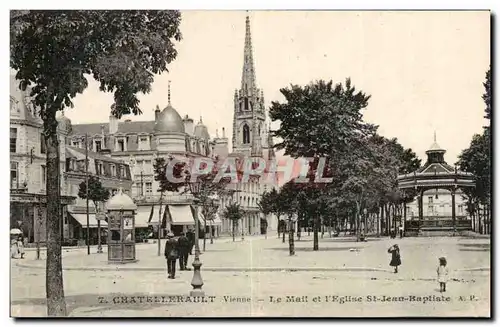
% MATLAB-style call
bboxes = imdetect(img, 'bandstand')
[397,135,475,235]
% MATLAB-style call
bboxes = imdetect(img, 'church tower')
[232,15,267,158]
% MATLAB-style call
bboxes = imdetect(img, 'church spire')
[241,14,257,96]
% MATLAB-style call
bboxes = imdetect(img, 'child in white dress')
[437,257,449,292]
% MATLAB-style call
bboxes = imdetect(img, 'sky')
[64,10,490,171]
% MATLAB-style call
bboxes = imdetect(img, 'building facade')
[68,84,230,236]
[9,73,134,245]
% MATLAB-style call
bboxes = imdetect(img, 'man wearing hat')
[177,232,191,271]
[164,232,179,279]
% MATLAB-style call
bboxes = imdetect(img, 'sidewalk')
[14,235,490,280]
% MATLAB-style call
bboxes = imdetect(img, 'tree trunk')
[45,113,67,316]
[313,214,319,251]
[282,217,286,243]
[277,214,281,238]
[385,204,390,236]
[288,215,295,256]
[355,203,360,242]
[232,221,235,242]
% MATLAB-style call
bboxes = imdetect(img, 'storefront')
[10,191,75,244]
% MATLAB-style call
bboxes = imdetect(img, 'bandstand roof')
[397,134,475,191]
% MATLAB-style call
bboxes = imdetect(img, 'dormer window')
[94,139,102,152]
[139,136,150,151]
[119,165,125,178]
[117,139,125,152]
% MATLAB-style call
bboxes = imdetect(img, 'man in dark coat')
[177,232,191,271]
[186,229,195,255]
[164,232,179,279]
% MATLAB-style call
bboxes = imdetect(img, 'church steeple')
[241,15,257,96]
[232,13,267,158]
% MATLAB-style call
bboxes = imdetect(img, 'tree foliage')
[222,202,244,241]
[269,78,422,243]
[11,10,182,132]
[456,66,492,207]
[483,66,491,121]
[269,79,376,158]
[77,176,110,210]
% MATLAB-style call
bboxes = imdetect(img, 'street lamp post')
[189,180,204,297]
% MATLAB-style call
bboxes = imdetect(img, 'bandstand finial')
[434,131,437,142]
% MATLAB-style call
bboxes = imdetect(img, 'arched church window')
[242,124,250,144]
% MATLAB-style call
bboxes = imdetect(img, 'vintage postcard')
[9,10,491,318]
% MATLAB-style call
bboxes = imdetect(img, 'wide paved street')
[11,234,490,317]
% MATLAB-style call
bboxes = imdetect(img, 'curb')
[13,261,490,273]
[14,263,391,272]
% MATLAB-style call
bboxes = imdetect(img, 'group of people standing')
[164,230,195,279]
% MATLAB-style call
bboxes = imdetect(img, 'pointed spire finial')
[168,80,171,105]
[200,116,203,124]
[434,130,437,142]
[155,104,160,111]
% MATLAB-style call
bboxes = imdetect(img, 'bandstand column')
[418,189,424,231]
[451,187,456,235]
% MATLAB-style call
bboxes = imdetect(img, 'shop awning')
[168,205,195,225]
[150,204,166,225]
[69,213,107,228]
[201,212,223,226]
[135,206,153,228]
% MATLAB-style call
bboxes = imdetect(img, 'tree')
[10,10,182,316]
[456,66,492,225]
[269,79,375,248]
[258,189,279,237]
[483,66,491,121]
[77,176,110,212]
[222,203,244,242]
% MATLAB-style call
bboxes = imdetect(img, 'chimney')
[214,126,229,158]
[154,105,161,121]
[109,114,118,134]
[183,114,194,136]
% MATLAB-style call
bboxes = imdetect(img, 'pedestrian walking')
[177,232,191,271]
[186,228,195,255]
[17,235,25,259]
[164,232,179,279]
[399,225,404,239]
[437,257,449,292]
[388,244,401,273]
